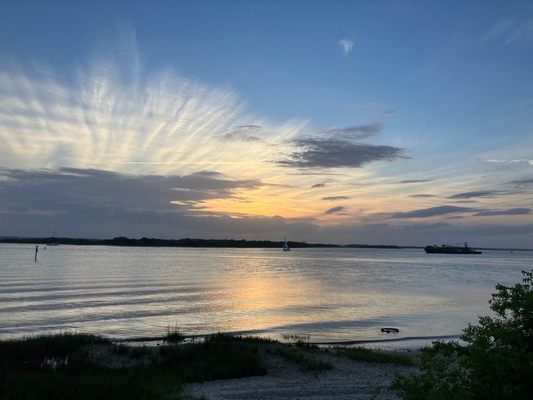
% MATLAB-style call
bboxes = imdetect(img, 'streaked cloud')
[0,23,532,247]
[278,137,406,169]
[325,123,382,140]
[346,101,383,110]
[506,21,533,44]
[399,179,432,184]
[222,125,263,142]
[479,19,533,45]
[338,38,354,55]
[485,158,533,165]
[474,208,530,217]
[325,206,345,215]
[0,168,262,215]
[0,168,319,239]
[322,196,350,201]
[388,204,531,220]
[510,177,533,187]
[478,19,516,44]
[0,26,306,178]
[390,205,473,219]
[451,200,479,204]
[447,190,506,199]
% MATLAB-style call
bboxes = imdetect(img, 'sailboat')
[283,235,291,251]
[48,230,60,246]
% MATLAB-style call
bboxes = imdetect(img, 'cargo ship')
[425,242,482,254]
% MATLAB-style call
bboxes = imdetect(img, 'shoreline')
[1,329,460,349]
[112,332,459,346]
[2,237,533,251]
[1,332,419,399]
[0,237,408,249]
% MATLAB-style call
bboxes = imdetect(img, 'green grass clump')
[338,347,414,366]
[276,347,332,372]
[0,333,108,371]
[164,328,185,344]
[281,334,318,349]
[158,334,266,381]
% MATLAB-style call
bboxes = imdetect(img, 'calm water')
[0,244,531,343]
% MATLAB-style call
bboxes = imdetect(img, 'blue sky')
[0,0,532,246]
[3,1,532,128]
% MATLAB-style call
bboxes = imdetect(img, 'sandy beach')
[186,345,418,400]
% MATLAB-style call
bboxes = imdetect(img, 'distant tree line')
[0,236,405,249]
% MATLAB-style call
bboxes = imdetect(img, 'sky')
[0,0,532,247]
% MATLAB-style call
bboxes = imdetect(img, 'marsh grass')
[338,347,414,366]
[281,333,319,349]
[0,333,108,371]
[276,347,332,372]
[158,334,266,381]
[164,327,185,344]
[0,333,266,400]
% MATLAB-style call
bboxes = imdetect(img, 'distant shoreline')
[0,236,413,249]
[1,236,532,251]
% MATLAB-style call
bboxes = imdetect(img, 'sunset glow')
[0,2,532,247]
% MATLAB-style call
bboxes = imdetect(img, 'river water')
[0,244,530,344]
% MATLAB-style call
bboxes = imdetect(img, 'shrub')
[392,270,533,400]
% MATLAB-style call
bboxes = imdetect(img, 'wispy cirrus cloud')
[0,24,307,180]
[485,158,533,165]
[222,125,263,142]
[338,38,354,55]
[325,123,382,140]
[345,102,397,117]
[478,19,516,44]
[479,19,533,45]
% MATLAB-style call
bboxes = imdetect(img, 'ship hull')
[425,246,481,254]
